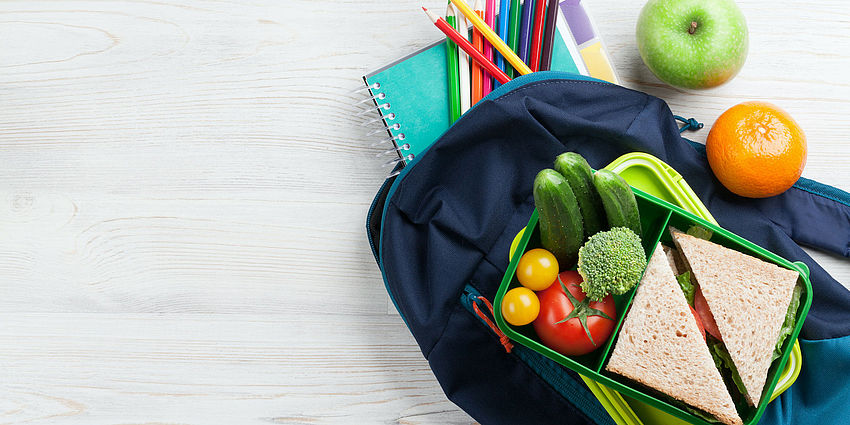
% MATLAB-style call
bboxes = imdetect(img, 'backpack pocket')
[459,283,617,425]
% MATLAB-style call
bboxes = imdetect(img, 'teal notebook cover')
[365,43,455,161]
[363,1,613,165]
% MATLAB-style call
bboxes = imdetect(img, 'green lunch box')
[498,152,812,425]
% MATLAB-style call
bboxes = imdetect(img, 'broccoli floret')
[577,227,647,301]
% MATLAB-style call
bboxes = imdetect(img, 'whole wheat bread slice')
[662,244,686,275]
[670,229,798,407]
[606,244,743,425]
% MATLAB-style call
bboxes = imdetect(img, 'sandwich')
[606,227,803,425]
[606,243,743,425]
[670,228,801,408]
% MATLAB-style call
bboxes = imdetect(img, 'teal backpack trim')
[794,177,850,209]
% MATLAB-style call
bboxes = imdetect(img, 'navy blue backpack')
[366,72,850,425]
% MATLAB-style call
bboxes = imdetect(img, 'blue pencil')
[517,0,534,64]
[494,0,511,88]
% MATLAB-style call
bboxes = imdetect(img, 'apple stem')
[689,21,698,34]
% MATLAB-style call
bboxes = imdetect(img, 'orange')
[706,102,807,198]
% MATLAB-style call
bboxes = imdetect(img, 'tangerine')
[706,102,807,198]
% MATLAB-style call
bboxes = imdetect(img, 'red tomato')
[694,285,722,341]
[533,271,616,356]
[690,305,706,341]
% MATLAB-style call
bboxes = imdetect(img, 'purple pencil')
[539,0,559,71]
[517,0,535,63]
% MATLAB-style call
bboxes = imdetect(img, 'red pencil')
[483,0,496,96]
[529,0,547,72]
[423,7,511,85]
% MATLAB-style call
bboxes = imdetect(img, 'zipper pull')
[471,295,514,353]
[674,115,704,133]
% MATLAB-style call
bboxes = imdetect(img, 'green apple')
[636,0,748,89]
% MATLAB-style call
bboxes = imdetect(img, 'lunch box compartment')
[494,179,812,425]
[496,195,673,375]
[496,188,675,371]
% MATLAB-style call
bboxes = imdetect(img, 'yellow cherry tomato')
[516,248,559,291]
[501,287,540,326]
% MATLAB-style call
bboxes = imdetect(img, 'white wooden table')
[0,1,847,424]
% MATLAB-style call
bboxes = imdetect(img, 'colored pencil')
[495,0,511,87]
[506,0,522,78]
[446,4,462,122]
[518,0,534,63]
[483,0,496,95]
[539,0,559,71]
[423,7,511,85]
[456,9,471,113]
[529,0,546,72]
[471,0,484,104]
[450,0,532,76]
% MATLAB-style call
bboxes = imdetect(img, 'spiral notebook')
[361,0,618,177]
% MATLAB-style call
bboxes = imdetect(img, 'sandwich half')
[671,229,799,407]
[606,244,743,425]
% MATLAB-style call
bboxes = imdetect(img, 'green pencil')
[446,3,462,123]
[507,0,522,78]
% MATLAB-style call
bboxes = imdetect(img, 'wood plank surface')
[0,0,847,423]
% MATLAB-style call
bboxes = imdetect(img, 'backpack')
[367,72,850,425]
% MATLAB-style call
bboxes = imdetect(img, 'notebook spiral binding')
[357,80,411,179]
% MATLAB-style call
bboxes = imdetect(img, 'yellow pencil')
[448,0,532,76]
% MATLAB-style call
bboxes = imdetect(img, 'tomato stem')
[554,276,613,346]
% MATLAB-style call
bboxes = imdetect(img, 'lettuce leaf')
[772,283,803,361]
[687,225,713,240]
[681,405,722,424]
[708,337,748,399]
[676,271,695,306]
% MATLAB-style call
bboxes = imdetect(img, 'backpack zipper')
[367,175,392,263]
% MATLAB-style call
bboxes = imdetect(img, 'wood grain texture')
[0,0,847,424]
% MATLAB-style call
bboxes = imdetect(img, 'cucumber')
[593,169,641,236]
[533,169,584,268]
[554,152,606,238]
